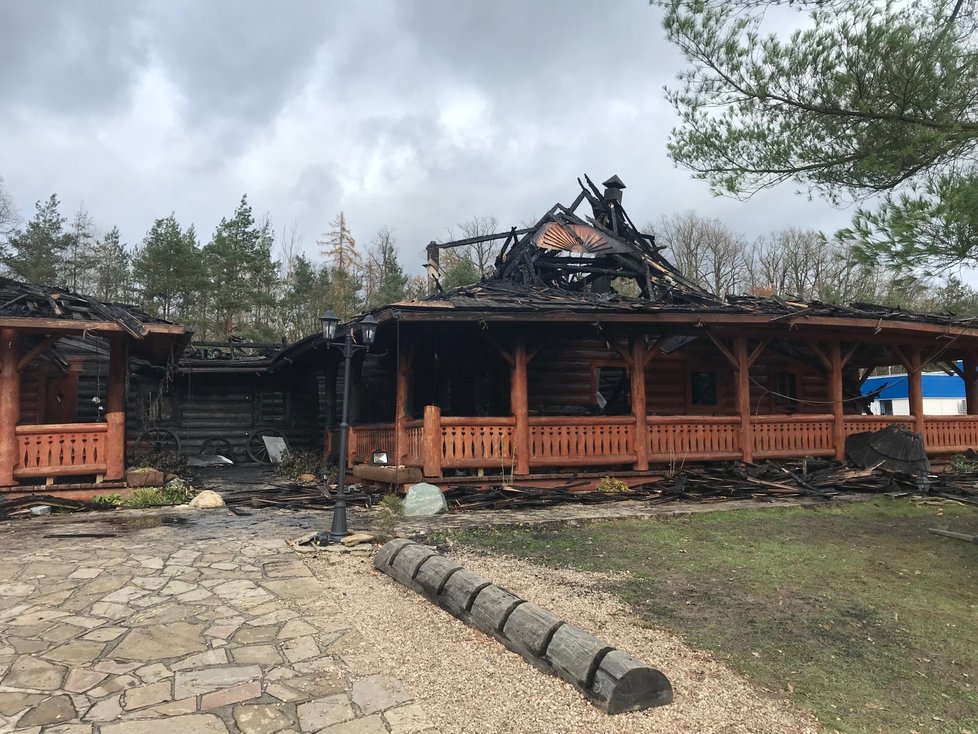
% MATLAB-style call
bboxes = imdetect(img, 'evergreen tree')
[66,205,97,292]
[659,0,978,271]
[440,250,480,290]
[0,177,18,261]
[6,194,72,285]
[204,195,262,337]
[134,214,205,322]
[364,227,408,309]
[91,226,133,303]
[280,253,323,341]
[318,212,362,320]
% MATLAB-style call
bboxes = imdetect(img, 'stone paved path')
[0,511,439,734]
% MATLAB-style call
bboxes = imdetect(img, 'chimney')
[602,175,626,205]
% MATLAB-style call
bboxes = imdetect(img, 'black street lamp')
[316,310,378,544]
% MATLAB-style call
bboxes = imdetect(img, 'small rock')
[340,532,376,547]
[189,490,225,509]
[30,505,52,516]
[296,473,318,483]
[402,483,447,517]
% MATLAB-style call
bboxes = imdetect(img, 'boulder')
[402,483,447,517]
[189,490,225,509]
[296,473,318,483]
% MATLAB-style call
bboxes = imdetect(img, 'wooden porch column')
[734,336,753,463]
[908,345,925,436]
[105,334,127,481]
[0,329,21,487]
[395,345,412,465]
[630,336,649,471]
[511,340,530,476]
[965,353,978,415]
[422,404,442,478]
[828,341,845,461]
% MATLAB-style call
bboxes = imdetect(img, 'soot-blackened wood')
[413,555,462,597]
[591,650,673,713]
[545,623,614,688]
[503,602,564,659]
[440,568,491,619]
[469,585,523,634]
[387,543,437,588]
[374,540,672,715]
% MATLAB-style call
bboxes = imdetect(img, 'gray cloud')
[0,0,853,272]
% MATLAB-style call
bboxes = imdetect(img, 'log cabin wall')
[127,368,322,458]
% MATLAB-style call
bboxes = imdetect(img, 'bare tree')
[651,211,746,297]
[446,215,500,277]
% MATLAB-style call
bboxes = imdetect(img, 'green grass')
[449,499,978,734]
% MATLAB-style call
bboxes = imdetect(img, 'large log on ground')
[373,539,672,714]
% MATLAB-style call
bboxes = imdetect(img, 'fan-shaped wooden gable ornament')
[531,222,631,255]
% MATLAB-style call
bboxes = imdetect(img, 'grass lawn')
[447,498,978,734]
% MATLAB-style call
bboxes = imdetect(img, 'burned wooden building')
[0,278,188,493]
[333,176,978,481]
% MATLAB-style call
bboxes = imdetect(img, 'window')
[595,367,630,415]
[878,399,894,415]
[690,371,717,406]
[774,371,798,407]
[145,389,174,422]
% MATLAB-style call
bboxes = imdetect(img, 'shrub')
[91,494,123,507]
[596,476,630,493]
[121,488,167,508]
[130,450,187,476]
[375,492,404,541]
[947,453,978,473]
[276,449,332,481]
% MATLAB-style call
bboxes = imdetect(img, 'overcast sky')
[0,0,853,274]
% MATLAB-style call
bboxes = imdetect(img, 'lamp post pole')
[316,310,377,545]
[329,329,354,542]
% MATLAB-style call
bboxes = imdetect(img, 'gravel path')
[311,548,823,734]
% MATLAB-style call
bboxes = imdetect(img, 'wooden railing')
[647,416,740,462]
[441,417,514,469]
[923,415,978,454]
[404,420,424,466]
[843,415,915,435]
[14,423,108,479]
[529,416,635,467]
[751,414,835,458]
[347,422,396,464]
[353,411,978,476]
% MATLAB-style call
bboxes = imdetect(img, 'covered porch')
[340,308,978,480]
[0,278,188,493]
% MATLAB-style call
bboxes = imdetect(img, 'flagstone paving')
[0,510,439,734]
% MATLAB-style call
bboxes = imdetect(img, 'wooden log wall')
[525,334,834,417]
[127,369,322,459]
[375,539,672,714]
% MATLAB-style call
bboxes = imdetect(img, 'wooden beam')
[704,330,738,369]
[484,333,514,366]
[395,343,413,465]
[734,336,753,463]
[608,338,633,369]
[747,338,770,369]
[511,341,530,476]
[807,342,831,371]
[630,336,649,471]
[965,353,978,416]
[907,346,925,436]
[829,341,845,461]
[841,342,861,368]
[422,404,442,478]
[105,334,126,481]
[0,329,21,486]
[890,345,912,372]
[16,334,61,371]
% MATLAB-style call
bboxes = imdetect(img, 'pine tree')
[6,194,72,285]
[318,212,362,320]
[66,205,97,292]
[91,226,133,303]
[365,227,408,309]
[134,214,205,322]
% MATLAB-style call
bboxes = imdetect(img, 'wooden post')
[422,404,442,478]
[0,329,21,487]
[829,341,845,461]
[965,353,978,416]
[395,345,411,465]
[426,241,440,296]
[734,336,753,463]
[908,345,925,436]
[511,340,530,476]
[105,334,127,481]
[630,336,649,471]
